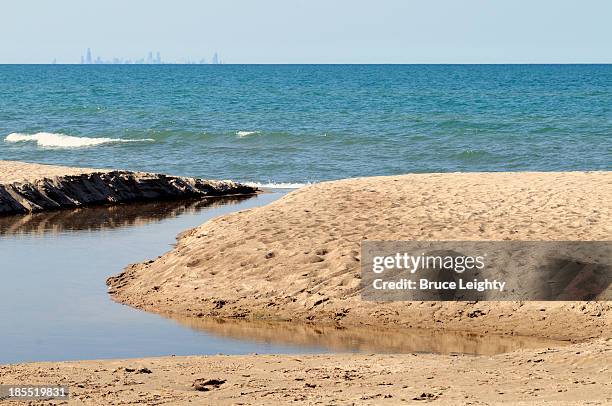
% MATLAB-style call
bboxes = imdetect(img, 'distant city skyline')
[1,1,611,64]
[78,48,222,65]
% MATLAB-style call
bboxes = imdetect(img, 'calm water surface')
[1,192,332,363]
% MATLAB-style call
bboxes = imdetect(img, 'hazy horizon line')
[1,62,611,66]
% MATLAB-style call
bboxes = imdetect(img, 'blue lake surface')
[1,65,610,186]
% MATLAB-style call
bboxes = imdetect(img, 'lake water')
[1,65,610,188]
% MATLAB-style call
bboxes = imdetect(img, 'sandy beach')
[0,160,101,183]
[0,338,610,405]
[108,171,612,341]
[3,168,611,404]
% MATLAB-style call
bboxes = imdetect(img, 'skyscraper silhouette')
[76,48,222,64]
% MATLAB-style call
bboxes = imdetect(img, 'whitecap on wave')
[4,132,154,148]
[235,131,260,138]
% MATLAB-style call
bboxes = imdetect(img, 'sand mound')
[108,171,612,341]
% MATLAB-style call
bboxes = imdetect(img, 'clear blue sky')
[2,0,611,63]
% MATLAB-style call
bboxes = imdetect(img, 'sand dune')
[108,171,612,341]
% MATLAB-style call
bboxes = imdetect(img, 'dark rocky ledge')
[0,170,258,215]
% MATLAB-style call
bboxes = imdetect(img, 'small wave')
[532,126,558,134]
[244,181,310,189]
[455,149,490,159]
[5,132,155,148]
[236,131,260,138]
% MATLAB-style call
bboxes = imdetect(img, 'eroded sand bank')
[0,160,257,215]
[108,171,612,341]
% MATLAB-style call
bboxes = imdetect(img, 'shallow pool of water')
[1,192,334,363]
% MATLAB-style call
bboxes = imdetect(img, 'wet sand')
[171,317,567,355]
